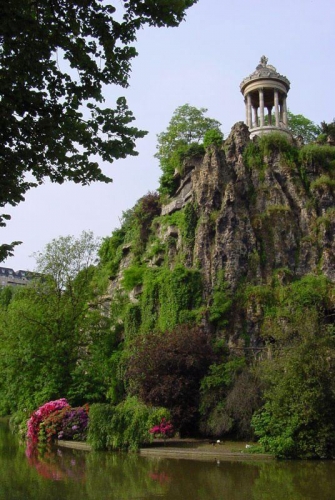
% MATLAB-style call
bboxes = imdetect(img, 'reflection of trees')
[252,461,335,500]
[148,459,259,500]
[2,422,335,499]
[26,444,86,482]
[85,453,167,499]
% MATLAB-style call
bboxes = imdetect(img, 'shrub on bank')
[88,397,170,451]
[27,399,89,445]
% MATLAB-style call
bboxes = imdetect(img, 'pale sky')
[2,0,335,271]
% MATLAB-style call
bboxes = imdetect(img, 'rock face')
[175,122,335,293]
[156,122,334,343]
[106,122,335,346]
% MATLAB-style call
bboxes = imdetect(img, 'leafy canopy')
[287,111,321,143]
[156,104,222,195]
[126,324,215,433]
[0,231,110,414]
[0,0,198,259]
[33,230,100,290]
[156,103,222,162]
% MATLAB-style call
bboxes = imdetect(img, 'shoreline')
[56,438,274,461]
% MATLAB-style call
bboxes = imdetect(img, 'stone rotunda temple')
[240,56,291,139]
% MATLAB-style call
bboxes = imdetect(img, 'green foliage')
[209,271,232,326]
[157,162,179,197]
[132,192,162,253]
[145,239,166,260]
[157,202,198,250]
[320,118,335,141]
[283,274,330,309]
[159,142,206,195]
[156,104,221,195]
[156,104,221,160]
[126,325,215,433]
[252,328,335,458]
[88,398,170,451]
[299,144,335,170]
[201,358,246,393]
[98,229,126,267]
[243,284,275,309]
[200,358,262,439]
[257,133,297,160]
[66,309,117,406]
[140,265,202,333]
[34,230,100,291]
[124,304,142,340]
[203,129,224,148]
[316,133,328,144]
[122,265,146,291]
[0,233,110,414]
[243,141,265,170]
[183,202,198,247]
[86,403,114,450]
[252,276,335,458]
[158,265,203,331]
[96,192,161,284]
[0,0,197,259]
[287,111,321,143]
[311,175,335,190]
[139,268,161,333]
[243,133,298,180]
[0,287,14,309]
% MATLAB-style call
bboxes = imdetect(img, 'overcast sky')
[2,0,335,271]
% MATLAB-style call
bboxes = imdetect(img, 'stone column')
[267,107,272,125]
[274,90,280,127]
[259,88,265,127]
[247,93,252,128]
[253,106,258,128]
[282,96,288,126]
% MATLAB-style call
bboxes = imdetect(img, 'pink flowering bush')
[27,398,69,443]
[149,418,174,439]
[27,399,89,445]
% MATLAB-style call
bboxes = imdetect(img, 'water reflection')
[1,421,335,500]
[26,442,86,482]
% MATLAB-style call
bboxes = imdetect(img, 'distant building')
[0,267,33,287]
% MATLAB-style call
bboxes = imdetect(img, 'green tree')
[156,104,222,195]
[252,321,335,458]
[33,230,100,290]
[0,0,198,260]
[252,276,335,458]
[287,111,321,143]
[0,231,108,414]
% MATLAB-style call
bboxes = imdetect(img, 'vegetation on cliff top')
[155,104,223,196]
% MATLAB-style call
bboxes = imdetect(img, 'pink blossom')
[27,398,69,442]
[149,418,174,438]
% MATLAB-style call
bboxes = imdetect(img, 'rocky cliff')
[103,122,335,348]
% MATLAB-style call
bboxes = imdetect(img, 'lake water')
[1,421,335,500]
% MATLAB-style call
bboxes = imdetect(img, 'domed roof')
[240,56,290,93]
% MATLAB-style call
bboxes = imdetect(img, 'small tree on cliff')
[156,104,222,196]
